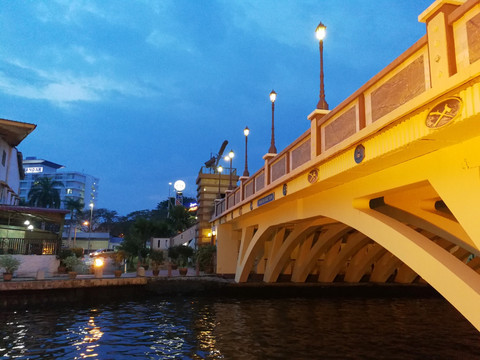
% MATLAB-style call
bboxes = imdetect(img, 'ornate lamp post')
[224,149,235,190]
[269,90,277,154]
[87,202,94,253]
[315,22,329,110]
[217,165,223,198]
[243,126,250,177]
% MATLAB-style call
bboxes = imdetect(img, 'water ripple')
[0,297,478,359]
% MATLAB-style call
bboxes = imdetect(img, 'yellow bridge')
[211,0,480,331]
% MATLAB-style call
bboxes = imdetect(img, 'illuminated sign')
[188,202,198,212]
[25,167,44,174]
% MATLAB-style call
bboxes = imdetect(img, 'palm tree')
[95,208,119,233]
[168,205,196,233]
[64,198,84,246]
[28,177,63,208]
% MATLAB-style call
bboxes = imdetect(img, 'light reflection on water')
[0,296,479,359]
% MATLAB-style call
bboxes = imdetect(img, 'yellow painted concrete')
[213,0,480,331]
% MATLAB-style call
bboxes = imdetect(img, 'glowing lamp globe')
[174,180,186,192]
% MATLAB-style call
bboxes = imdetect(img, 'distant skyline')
[0,0,432,215]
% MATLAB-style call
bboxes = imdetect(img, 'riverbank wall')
[0,275,440,309]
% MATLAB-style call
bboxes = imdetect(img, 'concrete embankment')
[0,275,440,309]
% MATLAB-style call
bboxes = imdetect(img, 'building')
[0,118,36,205]
[196,166,238,246]
[151,237,172,251]
[19,157,99,211]
[61,230,111,252]
[0,118,68,271]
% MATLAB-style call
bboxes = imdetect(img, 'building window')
[67,189,73,194]
[1,150,6,166]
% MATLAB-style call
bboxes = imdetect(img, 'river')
[0,294,478,359]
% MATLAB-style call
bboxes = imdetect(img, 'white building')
[0,118,36,204]
[19,157,99,211]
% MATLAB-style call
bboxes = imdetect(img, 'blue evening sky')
[0,0,432,215]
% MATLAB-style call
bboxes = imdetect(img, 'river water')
[0,294,478,359]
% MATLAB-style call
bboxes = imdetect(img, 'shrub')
[57,248,74,262]
[63,255,82,272]
[168,245,194,267]
[0,255,21,273]
[71,248,84,258]
[149,250,164,270]
[195,245,216,272]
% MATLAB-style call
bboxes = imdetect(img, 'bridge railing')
[212,0,480,220]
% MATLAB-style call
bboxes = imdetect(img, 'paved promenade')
[0,268,218,292]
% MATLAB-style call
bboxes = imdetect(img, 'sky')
[0,0,433,216]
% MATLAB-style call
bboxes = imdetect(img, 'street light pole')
[217,165,223,198]
[87,202,93,254]
[224,149,235,190]
[269,90,277,154]
[316,22,329,110]
[243,126,250,177]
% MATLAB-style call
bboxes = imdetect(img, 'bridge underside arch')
[216,137,480,330]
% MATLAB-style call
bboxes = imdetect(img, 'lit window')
[67,189,73,194]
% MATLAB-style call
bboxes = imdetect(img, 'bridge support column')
[216,223,238,276]
[291,224,350,283]
[429,160,480,251]
[318,232,369,282]
[349,204,480,331]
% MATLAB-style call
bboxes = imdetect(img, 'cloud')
[228,0,315,48]
[0,59,157,106]
[72,46,98,64]
[36,0,107,25]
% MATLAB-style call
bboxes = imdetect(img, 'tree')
[119,218,170,266]
[64,198,84,245]
[167,205,196,233]
[28,177,63,208]
[95,208,119,233]
[157,196,196,219]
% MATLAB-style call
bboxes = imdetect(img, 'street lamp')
[243,126,250,177]
[217,165,223,198]
[224,149,235,190]
[315,22,328,110]
[87,202,94,254]
[269,90,277,154]
[74,220,89,248]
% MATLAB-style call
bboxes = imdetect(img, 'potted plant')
[195,244,216,274]
[113,250,126,278]
[0,255,21,281]
[139,248,150,270]
[57,248,74,274]
[63,255,81,279]
[149,250,164,277]
[175,245,194,276]
[167,246,179,270]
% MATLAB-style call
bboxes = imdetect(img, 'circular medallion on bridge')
[426,97,462,129]
[354,144,365,164]
[283,183,287,196]
[308,169,319,184]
